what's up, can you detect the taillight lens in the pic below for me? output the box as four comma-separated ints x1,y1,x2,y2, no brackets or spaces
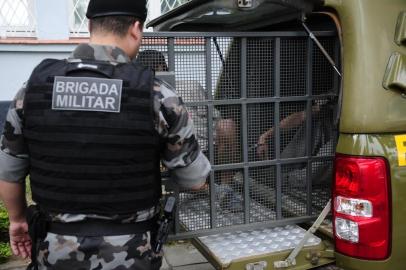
333,155,391,260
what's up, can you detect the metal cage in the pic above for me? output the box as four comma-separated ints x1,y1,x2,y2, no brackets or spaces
140,31,340,239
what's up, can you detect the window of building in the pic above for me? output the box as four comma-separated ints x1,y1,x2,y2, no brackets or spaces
0,0,37,38
68,0,192,37
161,0,190,14
69,0,90,37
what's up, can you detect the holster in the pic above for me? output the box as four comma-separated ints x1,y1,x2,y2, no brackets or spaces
26,205,49,270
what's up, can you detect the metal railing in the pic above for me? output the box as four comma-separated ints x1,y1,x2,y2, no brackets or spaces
140,31,340,239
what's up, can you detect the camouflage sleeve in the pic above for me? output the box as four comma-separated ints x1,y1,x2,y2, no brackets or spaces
0,85,29,183
153,79,211,189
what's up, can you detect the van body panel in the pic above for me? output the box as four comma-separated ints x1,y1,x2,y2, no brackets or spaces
336,134,406,269
325,0,406,133
143,0,406,269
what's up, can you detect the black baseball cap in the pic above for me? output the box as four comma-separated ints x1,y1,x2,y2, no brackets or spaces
86,0,148,22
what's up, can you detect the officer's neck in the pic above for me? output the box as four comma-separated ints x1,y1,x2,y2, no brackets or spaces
90,34,133,59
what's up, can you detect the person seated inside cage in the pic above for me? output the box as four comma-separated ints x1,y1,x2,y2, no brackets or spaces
136,50,238,186
256,98,336,187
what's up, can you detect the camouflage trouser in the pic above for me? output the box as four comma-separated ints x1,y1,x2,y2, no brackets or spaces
35,231,163,270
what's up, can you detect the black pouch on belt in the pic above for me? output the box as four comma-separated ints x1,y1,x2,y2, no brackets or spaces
26,205,49,270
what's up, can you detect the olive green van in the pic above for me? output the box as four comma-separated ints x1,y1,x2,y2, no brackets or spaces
143,0,406,269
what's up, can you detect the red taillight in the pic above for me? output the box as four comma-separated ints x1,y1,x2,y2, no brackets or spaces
333,154,391,260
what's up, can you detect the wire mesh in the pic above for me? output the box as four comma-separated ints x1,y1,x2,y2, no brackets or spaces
174,37,206,89
214,105,241,165
279,101,307,159
312,38,336,95
139,32,339,236
248,166,277,223
280,38,308,97
215,38,241,100
312,98,337,157
178,187,211,231
311,160,333,215
0,0,36,38
213,169,245,228
248,103,274,161
281,163,308,218
247,38,274,98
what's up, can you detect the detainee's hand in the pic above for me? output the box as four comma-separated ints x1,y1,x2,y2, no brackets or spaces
9,220,31,259
257,129,272,160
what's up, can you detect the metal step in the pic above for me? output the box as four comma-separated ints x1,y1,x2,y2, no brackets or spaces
196,225,322,267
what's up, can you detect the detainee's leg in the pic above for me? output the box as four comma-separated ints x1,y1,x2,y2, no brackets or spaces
215,118,238,185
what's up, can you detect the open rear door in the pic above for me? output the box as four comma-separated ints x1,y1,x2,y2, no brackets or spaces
148,0,323,31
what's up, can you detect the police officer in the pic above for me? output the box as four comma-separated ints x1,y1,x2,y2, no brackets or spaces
0,1,210,269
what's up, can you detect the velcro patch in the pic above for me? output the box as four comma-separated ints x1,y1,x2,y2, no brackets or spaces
52,76,122,113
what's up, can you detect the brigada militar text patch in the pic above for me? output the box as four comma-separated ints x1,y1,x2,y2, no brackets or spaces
52,76,122,113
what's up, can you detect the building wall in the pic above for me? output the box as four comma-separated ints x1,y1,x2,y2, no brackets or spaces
0,44,74,100
0,0,191,100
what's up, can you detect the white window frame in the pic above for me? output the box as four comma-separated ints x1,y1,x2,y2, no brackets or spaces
68,0,90,38
0,0,37,38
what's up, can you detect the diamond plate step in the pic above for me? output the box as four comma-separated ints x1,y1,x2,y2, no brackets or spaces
197,225,322,266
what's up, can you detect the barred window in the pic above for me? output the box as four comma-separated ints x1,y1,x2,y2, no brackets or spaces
69,0,90,37
161,0,190,14
68,0,191,37
0,0,37,38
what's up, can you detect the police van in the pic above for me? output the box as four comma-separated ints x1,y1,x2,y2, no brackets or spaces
138,0,406,269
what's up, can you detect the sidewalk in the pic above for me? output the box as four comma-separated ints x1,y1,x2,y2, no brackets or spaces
162,241,215,270
0,242,215,270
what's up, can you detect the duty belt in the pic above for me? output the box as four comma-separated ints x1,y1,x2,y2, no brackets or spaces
48,217,158,236
26,205,158,270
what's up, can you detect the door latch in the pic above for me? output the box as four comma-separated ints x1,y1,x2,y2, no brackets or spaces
246,261,267,270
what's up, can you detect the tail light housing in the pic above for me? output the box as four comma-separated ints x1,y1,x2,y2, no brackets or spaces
333,154,391,260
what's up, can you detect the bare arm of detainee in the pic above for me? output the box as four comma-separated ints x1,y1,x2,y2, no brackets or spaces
0,85,31,258
153,80,211,190
257,105,322,158
260,104,322,141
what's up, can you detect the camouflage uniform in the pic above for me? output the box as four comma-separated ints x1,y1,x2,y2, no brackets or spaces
0,44,211,270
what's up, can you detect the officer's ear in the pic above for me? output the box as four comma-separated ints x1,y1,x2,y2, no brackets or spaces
129,20,143,42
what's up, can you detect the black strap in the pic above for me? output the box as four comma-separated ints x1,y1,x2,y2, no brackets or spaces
65,62,116,78
31,185,156,203
48,217,158,237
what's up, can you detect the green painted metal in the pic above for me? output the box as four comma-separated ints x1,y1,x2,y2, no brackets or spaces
383,52,406,92
325,0,406,268
325,0,406,133
395,11,406,47
334,134,406,270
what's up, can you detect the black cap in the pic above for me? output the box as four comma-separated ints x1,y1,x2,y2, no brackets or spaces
86,0,148,22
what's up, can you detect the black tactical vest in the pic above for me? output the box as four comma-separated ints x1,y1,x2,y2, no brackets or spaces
23,58,162,215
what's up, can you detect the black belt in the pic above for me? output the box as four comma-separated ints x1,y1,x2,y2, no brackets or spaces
48,217,158,237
